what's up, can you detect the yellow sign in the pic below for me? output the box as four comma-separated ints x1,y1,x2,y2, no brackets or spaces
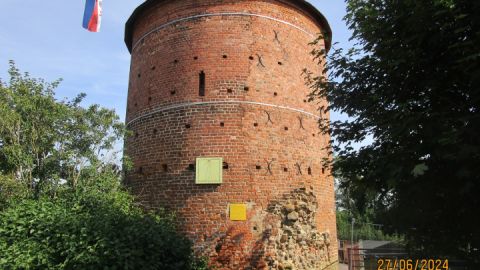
229,204,247,221
195,157,223,184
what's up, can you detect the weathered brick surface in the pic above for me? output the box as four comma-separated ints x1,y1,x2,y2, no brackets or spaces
124,0,337,268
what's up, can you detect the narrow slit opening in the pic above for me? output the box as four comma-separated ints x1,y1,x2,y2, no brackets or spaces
199,71,205,96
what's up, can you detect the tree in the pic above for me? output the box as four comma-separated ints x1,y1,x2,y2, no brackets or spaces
0,61,124,196
335,175,403,242
308,0,480,264
0,166,207,270
0,62,210,269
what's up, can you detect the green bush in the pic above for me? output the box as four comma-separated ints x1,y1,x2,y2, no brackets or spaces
337,210,403,242
0,171,206,270
0,63,209,269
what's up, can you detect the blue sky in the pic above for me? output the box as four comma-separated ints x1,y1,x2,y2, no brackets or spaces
0,0,352,122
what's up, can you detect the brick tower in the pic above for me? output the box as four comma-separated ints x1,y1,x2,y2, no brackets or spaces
124,0,336,269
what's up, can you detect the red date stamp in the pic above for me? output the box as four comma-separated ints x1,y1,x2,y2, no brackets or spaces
377,259,449,270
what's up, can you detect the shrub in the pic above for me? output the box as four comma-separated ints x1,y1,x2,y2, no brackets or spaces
0,171,204,270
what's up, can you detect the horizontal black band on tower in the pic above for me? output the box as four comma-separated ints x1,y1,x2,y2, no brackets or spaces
126,100,321,127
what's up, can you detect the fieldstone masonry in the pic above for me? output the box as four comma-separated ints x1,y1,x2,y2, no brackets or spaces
124,0,337,269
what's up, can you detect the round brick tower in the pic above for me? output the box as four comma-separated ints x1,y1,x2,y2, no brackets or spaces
124,0,336,269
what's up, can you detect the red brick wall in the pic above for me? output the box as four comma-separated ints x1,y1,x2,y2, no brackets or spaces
124,0,337,268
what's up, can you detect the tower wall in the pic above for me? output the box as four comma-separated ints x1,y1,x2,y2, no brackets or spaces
124,0,337,269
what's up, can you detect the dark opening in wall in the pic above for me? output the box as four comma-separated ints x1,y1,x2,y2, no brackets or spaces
254,123,258,127
220,122,225,127
199,71,205,96
134,103,137,107
284,127,289,131
284,167,288,172
244,86,249,91
278,61,283,65
223,162,229,169
249,56,254,60
227,88,233,93
256,165,261,170
223,55,227,59
162,164,168,172
148,96,152,102
151,66,156,70
135,132,139,138
137,166,143,174
185,124,191,129
304,99,307,103
308,167,312,175
137,73,141,78
170,90,176,95
153,129,158,134
274,92,278,96
194,56,198,60
312,133,316,137
188,164,195,171
173,59,178,64
322,168,325,174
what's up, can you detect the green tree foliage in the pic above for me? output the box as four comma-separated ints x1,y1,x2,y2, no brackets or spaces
336,211,402,242
0,167,205,270
0,63,210,269
309,0,479,264
336,176,403,242
0,60,124,195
